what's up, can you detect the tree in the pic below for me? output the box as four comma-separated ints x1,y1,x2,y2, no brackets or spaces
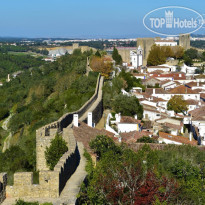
89,135,121,159
112,94,143,119
95,50,101,57
45,134,68,170
137,136,158,143
147,45,166,66
185,48,198,59
167,95,188,114
90,56,113,78
172,46,184,59
112,47,122,65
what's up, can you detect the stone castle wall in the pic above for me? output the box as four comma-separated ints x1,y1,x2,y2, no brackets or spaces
36,74,103,171
0,173,7,204
6,129,78,199
2,74,104,202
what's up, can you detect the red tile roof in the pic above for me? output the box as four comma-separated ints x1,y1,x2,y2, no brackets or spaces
189,107,205,121
159,132,197,145
169,85,198,94
121,130,153,143
149,73,186,80
145,88,169,95
120,116,141,124
73,122,116,153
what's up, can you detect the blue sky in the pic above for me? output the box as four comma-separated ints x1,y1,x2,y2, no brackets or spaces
0,0,204,38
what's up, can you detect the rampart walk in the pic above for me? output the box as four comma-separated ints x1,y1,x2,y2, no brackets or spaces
0,74,104,205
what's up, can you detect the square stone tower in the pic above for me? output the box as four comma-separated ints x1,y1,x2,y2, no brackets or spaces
137,38,155,66
179,34,190,50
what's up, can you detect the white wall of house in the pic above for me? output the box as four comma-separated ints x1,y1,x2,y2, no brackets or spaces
147,67,170,73
155,41,177,46
143,110,161,121
118,123,139,133
158,138,182,145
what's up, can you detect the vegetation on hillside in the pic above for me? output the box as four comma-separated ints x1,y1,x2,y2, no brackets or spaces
112,47,122,65
78,135,205,205
147,45,184,66
0,49,98,183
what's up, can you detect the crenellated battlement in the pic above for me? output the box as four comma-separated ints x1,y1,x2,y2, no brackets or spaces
1,73,104,204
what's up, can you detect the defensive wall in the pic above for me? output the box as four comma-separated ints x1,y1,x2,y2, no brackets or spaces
1,74,104,204
0,174,6,204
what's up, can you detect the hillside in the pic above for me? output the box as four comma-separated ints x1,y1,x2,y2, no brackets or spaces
0,49,98,184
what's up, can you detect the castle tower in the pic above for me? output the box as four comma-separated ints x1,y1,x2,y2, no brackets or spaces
137,38,155,66
179,34,190,50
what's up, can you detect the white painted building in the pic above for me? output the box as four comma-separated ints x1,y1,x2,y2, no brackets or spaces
155,40,177,47
130,46,143,68
147,66,171,73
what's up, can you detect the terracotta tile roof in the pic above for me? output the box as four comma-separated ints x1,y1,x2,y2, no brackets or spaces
159,132,197,145
145,88,169,95
149,70,165,74
120,116,141,124
195,74,205,79
133,73,146,76
73,122,116,153
185,99,199,105
186,82,205,88
121,130,153,143
149,73,186,80
163,122,182,130
189,107,205,121
200,93,205,99
169,85,198,94
160,80,173,86
151,96,167,102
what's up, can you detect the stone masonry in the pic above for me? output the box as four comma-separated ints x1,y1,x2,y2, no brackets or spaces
1,74,104,204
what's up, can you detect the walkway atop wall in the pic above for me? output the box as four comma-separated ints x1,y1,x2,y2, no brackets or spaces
2,142,87,205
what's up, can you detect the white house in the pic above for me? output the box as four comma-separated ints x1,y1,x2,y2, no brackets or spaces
169,85,200,101
147,66,171,73
155,40,177,47
181,64,198,75
158,132,197,145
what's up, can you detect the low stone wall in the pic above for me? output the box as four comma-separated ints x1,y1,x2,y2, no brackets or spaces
0,173,7,204
6,128,78,199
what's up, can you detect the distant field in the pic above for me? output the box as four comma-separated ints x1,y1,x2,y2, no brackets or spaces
8,51,45,57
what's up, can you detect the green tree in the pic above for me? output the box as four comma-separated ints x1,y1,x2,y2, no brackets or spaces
112,47,122,65
45,134,68,170
167,95,188,114
89,135,121,159
95,50,101,57
137,136,158,143
185,48,198,59
147,45,166,66
112,94,143,119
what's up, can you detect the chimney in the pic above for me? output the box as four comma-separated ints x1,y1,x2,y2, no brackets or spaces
153,88,156,95
73,114,78,127
134,115,138,120
189,132,193,141
88,112,93,127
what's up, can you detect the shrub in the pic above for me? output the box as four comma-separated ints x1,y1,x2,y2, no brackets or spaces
45,134,68,170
